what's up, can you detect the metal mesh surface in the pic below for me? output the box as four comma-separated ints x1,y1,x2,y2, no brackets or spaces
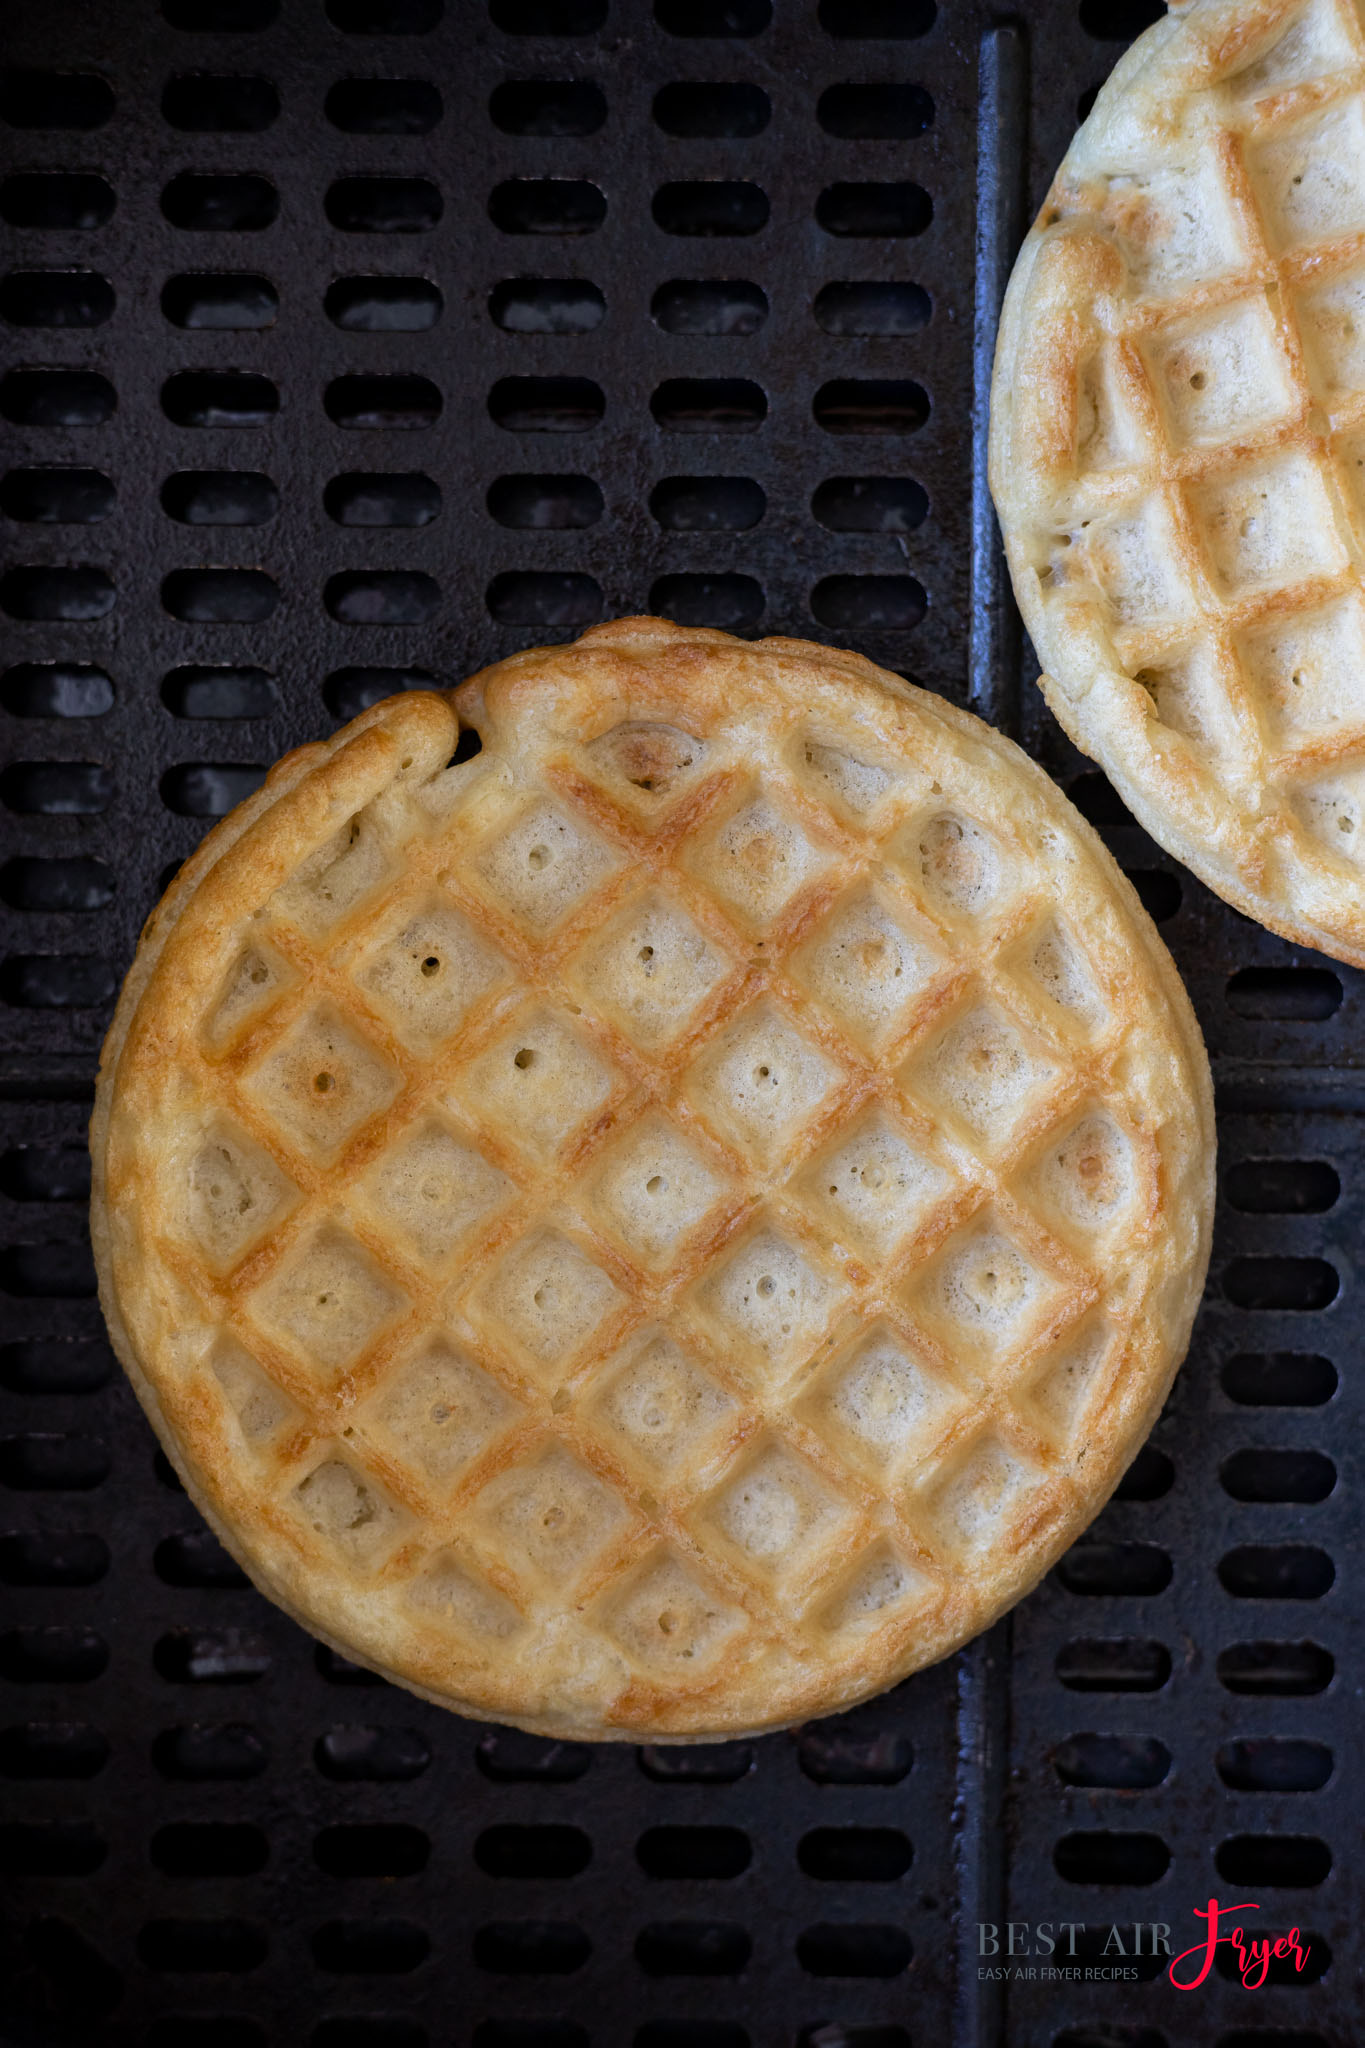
0,2,1359,2044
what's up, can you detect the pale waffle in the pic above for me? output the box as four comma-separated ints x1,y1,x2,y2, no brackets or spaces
90,619,1213,1740
992,0,1365,967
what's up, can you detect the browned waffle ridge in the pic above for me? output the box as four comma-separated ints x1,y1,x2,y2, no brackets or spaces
992,0,1365,966
90,619,1213,1740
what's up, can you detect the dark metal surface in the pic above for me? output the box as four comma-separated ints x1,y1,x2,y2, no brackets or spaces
0,2,1358,2044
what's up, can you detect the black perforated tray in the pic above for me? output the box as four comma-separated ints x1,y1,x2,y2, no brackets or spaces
0,3,1360,2045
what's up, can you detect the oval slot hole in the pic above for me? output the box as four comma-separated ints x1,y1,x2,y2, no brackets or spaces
651,279,767,335
0,1339,112,1393
153,1628,270,1683
652,181,769,237
0,1533,109,1586
1,762,111,815
161,470,278,525
161,273,278,330
154,1532,250,1589
475,1824,592,1879
0,1820,107,1875
326,78,443,134
1052,1733,1171,1789
812,476,926,532
650,475,764,531
323,666,438,721
472,1921,590,1975
0,1145,92,1199
1221,1352,1337,1407
326,177,442,233
653,82,769,137
1223,1257,1338,1312
138,1919,267,1973
162,371,278,427
314,1726,430,1782
1,566,113,621
325,472,441,527
1218,1545,1335,1600
160,763,267,817
314,1824,431,1878
814,281,931,335
796,1724,911,1785
162,74,279,131
0,1627,109,1683
0,1236,99,1290
325,374,441,429
655,0,770,31
1215,1834,1331,1888
489,278,603,335
0,856,114,912
1,664,113,718
649,572,762,632
817,181,931,237
151,1822,269,1876
486,571,602,628
0,270,114,328
814,378,928,434
1226,966,1343,1020
490,80,605,137
489,179,605,235
324,570,440,624
1217,1737,1333,1793
818,0,935,33
153,1723,268,1782
651,377,765,431
1221,1448,1335,1504
794,1923,911,1979
475,1730,591,1782
162,666,277,719
1055,1541,1173,1597
0,1721,109,1779
811,573,924,631
487,473,602,530
1053,1831,1171,1885
0,469,114,523
326,276,443,332
638,1743,754,1784
1,368,115,427
162,568,277,623
636,1827,750,1880
161,172,278,232
326,0,442,27
818,83,933,138
797,1828,910,1883
488,376,604,431
1054,1638,1171,1692
0,71,114,130
1225,1159,1339,1213
635,1922,751,1978
1,172,114,229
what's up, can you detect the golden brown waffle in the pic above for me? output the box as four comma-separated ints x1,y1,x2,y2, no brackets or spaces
90,620,1212,1739
992,0,1365,966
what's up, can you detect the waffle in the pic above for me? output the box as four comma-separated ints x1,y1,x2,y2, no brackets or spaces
90,619,1213,1740
991,0,1365,967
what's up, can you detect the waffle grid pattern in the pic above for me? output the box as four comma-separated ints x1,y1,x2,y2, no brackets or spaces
107,657,1180,1735
996,0,1365,962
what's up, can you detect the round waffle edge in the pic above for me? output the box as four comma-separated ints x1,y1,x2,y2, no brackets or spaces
90,619,1214,1740
991,0,1365,968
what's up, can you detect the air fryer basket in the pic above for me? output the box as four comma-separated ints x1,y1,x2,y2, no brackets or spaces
0,2,1358,2044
